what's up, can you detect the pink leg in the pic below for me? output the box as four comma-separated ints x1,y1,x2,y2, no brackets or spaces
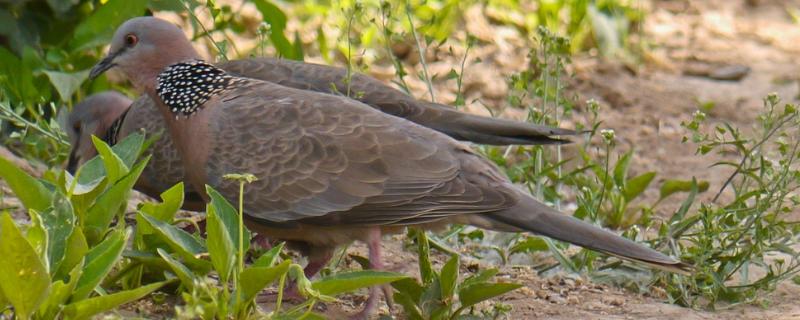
352,227,393,319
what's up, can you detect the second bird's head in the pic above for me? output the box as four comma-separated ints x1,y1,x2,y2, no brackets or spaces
90,17,200,91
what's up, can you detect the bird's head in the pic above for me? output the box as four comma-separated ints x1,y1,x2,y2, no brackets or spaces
90,17,201,92
63,91,132,173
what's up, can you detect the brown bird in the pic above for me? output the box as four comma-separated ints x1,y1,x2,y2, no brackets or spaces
67,52,580,209
91,17,689,318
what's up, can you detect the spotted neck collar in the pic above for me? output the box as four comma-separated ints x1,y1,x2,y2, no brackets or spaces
155,60,240,118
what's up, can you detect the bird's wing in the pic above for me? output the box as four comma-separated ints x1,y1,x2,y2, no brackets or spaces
220,58,576,145
205,80,517,225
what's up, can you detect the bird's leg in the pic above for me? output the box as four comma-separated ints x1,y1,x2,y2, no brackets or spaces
353,227,393,319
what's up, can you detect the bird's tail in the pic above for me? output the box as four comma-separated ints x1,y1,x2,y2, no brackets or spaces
423,101,580,146
486,195,692,274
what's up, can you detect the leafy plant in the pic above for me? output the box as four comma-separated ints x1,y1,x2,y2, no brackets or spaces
656,94,800,308
393,230,521,319
0,133,171,320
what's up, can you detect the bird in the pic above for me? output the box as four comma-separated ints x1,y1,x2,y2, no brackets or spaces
91,17,689,318
67,52,582,210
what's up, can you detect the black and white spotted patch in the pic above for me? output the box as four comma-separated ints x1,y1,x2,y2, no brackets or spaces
156,60,242,118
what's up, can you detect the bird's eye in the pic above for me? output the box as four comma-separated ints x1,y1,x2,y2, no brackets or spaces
73,123,81,132
125,34,138,47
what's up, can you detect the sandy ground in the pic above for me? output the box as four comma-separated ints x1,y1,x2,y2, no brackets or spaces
3,0,800,319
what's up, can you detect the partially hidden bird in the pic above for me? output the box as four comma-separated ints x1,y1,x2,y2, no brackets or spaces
90,17,689,318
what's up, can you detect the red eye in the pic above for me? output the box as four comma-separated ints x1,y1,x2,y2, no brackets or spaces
125,34,138,47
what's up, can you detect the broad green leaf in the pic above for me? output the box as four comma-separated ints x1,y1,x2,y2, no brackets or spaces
54,226,88,281
84,156,149,244
72,133,145,195
41,69,89,101
110,133,145,170
92,135,128,183
509,236,548,255
391,277,425,307
0,213,51,319
138,182,184,223
206,186,250,253
206,205,234,282
252,242,285,268
73,229,128,300
63,279,171,320
138,213,210,272
623,172,656,202
41,192,76,274
71,0,148,51
27,210,49,266
39,261,84,320
157,249,197,291
440,255,459,299
238,260,291,303
458,282,522,308
461,268,499,289
659,179,710,201
312,270,407,296
65,162,105,196
0,155,52,212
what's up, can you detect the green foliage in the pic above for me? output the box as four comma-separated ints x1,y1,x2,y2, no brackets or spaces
657,94,800,307
0,133,169,319
393,230,520,319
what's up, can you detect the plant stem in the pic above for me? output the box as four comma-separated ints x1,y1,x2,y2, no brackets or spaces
405,1,435,102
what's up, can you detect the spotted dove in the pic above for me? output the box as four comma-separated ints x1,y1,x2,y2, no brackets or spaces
91,17,689,318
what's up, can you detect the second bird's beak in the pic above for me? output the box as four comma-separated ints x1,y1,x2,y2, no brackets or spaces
89,52,119,80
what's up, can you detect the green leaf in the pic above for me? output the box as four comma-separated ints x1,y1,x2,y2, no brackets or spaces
27,209,49,266
138,213,209,272
54,226,88,281
659,179,709,201
0,213,51,319
312,270,407,296
458,282,522,308
157,248,197,291
39,261,84,320
252,242,285,268
440,255,459,299
63,279,171,320
71,133,145,196
206,204,235,282
40,192,76,274
41,69,89,101
415,230,434,285
0,154,52,212
461,268,499,289
613,151,633,187
84,156,149,244
91,135,129,183
238,260,291,303
252,0,302,60
73,229,128,300
623,172,656,202
509,236,548,255
71,0,148,51
206,186,249,253
138,182,184,223
110,132,145,169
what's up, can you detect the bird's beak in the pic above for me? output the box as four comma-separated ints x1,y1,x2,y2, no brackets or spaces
89,51,120,80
